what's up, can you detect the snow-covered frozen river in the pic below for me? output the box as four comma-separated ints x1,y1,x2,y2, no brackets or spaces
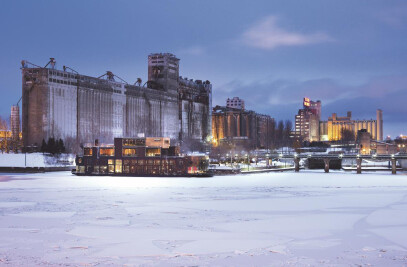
0,171,407,266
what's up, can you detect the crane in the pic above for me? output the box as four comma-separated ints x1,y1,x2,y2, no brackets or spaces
98,71,128,84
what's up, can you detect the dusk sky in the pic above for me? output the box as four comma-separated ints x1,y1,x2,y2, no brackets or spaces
1,0,406,137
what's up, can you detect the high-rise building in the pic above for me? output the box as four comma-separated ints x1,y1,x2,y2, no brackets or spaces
294,98,321,141
22,54,212,151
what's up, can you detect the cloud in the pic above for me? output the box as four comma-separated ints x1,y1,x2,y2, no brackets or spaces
376,5,407,28
213,74,407,127
177,46,205,56
241,15,333,50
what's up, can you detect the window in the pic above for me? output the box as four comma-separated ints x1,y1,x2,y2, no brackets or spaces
146,148,160,157
123,138,134,146
84,148,93,156
123,148,136,157
100,148,115,156
115,160,122,173
124,166,130,174
93,166,99,174
100,166,107,174
77,166,85,174
108,165,114,173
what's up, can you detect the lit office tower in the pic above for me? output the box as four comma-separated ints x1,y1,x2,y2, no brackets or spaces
294,98,321,142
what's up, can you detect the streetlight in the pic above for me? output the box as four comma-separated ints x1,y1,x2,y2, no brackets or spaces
24,145,36,167
265,153,270,168
245,154,249,171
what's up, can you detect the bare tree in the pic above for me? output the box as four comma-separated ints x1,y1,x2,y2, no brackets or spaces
0,116,9,153
275,120,284,148
283,120,293,147
341,128,355,142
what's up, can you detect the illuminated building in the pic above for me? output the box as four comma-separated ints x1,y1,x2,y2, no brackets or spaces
212,103,274,150
293,97,384,143
320,110,383,141
74,137,211,176
395,135,407,153
294,98,321,141
357,129,396,155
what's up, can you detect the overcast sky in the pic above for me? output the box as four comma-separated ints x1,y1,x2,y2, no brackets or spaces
0,0,406,137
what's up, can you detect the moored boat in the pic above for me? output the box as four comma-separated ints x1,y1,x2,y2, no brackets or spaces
73,137,212,177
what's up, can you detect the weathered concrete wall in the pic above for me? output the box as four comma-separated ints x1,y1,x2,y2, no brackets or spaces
23,69,187,150
22,54,212,151
181,100,210,140
22,68,52,147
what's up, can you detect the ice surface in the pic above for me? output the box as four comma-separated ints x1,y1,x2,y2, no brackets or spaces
0,170,407,266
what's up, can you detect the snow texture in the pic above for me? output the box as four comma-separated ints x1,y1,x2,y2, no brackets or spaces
0,171,407,266
0,153,75,168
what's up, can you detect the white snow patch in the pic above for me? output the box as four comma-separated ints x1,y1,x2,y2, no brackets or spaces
0,170,406,266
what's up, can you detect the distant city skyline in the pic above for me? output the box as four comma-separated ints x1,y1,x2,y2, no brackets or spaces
0,0,406,138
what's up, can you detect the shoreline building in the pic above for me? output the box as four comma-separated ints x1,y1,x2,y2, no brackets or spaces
293,98,384,142
294,98,321,142
212,98,274,150
319,110,383,141
22,53,212,151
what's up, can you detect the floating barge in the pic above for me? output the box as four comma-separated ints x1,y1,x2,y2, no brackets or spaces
73,137,211,177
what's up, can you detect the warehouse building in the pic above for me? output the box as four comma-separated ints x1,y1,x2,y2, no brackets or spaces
21,54,212,151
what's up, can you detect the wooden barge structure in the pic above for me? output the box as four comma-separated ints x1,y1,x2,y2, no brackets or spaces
73,137,211,177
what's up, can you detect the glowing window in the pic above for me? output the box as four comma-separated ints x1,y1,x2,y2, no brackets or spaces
123,148,137,157
100,148,115,156
115,160,122,173
108,165,114,173
84,148,93,156
146,148,160,157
